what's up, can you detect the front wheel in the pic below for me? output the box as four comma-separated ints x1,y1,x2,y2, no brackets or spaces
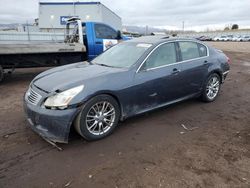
201,73,221,102
74,94,120,141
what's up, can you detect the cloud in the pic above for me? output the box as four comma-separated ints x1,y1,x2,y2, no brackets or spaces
0,0,38,23
101,0,250,30
0,0,249,31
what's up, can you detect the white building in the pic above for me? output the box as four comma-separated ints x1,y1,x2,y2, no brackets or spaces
39,1,122,32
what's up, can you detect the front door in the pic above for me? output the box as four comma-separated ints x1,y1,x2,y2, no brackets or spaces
132,42,185,112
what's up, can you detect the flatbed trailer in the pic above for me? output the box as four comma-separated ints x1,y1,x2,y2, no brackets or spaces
0,42,86,68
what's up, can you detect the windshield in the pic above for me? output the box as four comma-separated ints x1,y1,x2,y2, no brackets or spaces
92,42,152,68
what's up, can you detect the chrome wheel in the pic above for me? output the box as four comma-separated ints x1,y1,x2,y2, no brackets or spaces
86,101,116,135
206,76,220,100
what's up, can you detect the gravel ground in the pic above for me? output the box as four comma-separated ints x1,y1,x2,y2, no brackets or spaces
0,43,250,188
206,41,250,53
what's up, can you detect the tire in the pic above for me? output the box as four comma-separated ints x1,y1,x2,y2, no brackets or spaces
74,94,120,141
0,66,3,83
201,73,221,102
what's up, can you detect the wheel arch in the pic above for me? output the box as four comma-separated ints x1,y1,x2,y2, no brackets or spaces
209,69,223,83
72,91,123,140
100,92,123,120
80,91,124,121
201,69,223,91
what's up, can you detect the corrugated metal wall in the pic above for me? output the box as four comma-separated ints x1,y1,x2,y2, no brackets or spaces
39,2,122,32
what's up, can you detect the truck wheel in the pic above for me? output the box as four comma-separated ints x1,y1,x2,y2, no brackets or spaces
0,66,3,82
74,94,120,141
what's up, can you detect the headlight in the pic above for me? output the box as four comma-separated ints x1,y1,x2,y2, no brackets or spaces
44,85,84,109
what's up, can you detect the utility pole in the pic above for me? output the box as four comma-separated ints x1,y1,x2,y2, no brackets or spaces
182,21,185,33
73,1,76,16
73,0,79,17
145,25,148,36
26,20,30,41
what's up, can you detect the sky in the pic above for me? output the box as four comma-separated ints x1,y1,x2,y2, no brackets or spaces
0,0,250,31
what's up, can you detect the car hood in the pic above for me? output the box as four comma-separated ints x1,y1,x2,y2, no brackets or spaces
32,62,124,92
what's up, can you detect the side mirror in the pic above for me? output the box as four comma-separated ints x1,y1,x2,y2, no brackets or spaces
117,30,122,40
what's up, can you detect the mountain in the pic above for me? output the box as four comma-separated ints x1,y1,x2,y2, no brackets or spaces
123,25,167,34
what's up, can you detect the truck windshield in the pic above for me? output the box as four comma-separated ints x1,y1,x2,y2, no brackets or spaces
92,43,152,68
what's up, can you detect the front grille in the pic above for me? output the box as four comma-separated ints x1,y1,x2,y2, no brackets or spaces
26,88,42,105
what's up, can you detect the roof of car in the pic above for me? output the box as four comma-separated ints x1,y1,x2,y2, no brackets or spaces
126,36,199,44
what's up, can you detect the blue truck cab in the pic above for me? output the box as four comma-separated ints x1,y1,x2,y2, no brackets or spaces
84,22,125,60
65,18,128,60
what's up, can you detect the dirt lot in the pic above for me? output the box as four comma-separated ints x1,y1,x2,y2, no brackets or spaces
207,41,250,53
0,43,250,188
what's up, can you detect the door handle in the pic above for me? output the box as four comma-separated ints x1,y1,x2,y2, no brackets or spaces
204,60,208,64
95,41,102,44
172,68,181,75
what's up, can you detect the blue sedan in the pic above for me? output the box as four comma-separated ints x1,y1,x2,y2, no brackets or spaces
24,37,230,143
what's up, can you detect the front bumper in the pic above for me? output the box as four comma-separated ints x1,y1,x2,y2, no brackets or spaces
24,101,80,143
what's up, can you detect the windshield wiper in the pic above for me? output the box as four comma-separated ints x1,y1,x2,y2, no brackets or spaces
96,63,118,68
87,61,93,65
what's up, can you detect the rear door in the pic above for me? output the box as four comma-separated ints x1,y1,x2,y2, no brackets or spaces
177,41,209,95
93,23,118,57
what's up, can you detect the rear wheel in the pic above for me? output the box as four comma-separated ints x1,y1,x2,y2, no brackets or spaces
74,94,120,141
0,66,4,83
201,73,221,102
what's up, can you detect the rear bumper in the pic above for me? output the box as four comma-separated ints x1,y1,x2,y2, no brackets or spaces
23,101,80,143
222,70,229,83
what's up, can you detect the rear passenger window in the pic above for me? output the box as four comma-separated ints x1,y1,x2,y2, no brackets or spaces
179,42,200,61
198,43,207,57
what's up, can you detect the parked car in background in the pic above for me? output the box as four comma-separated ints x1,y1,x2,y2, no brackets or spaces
196,36,212,41
213,36,228,41
226,35,233,41
24,37,230,143
214,35,233,41
232,35,242,41
241,36,250,42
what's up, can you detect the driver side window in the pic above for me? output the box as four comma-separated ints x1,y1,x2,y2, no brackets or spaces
94,24,117,39
144,42,177,70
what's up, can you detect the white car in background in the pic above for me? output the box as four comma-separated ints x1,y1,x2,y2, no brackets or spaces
232,36,242,41
241,36,250,42
213,36,229,41
226,35,233,41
